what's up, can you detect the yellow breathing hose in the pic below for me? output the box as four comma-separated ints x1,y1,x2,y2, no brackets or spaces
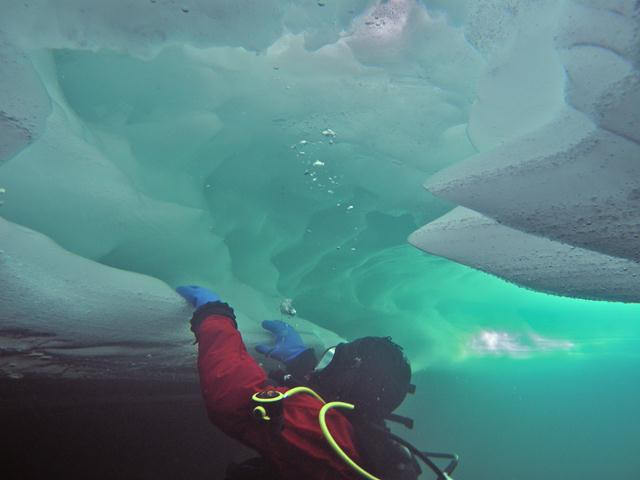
255,386,382,480
283,386,326,404
319,401,381,480
253,386,453,480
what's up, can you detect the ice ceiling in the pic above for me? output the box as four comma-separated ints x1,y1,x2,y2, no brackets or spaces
1,0,639,380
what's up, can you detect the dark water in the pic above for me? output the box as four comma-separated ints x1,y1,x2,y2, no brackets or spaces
4,352,639,479
1,378,253,479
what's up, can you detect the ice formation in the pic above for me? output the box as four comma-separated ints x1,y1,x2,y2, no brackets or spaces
409,207,640,303
0,39,50,165
0,0,639,380
0,217,343,379
411,0,640,302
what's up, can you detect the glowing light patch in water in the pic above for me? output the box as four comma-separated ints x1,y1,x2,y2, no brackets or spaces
468,330,574,357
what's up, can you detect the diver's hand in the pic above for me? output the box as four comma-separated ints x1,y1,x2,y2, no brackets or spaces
256,320,309,363
176,285,221,309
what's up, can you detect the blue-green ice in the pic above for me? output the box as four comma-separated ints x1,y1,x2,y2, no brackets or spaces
1,1,639,478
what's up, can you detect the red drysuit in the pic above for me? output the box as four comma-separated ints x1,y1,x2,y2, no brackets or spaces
195,312,363,480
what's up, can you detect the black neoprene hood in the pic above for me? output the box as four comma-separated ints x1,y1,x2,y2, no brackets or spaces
311,336,412,418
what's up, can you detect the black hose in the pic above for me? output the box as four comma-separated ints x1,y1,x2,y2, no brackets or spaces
419,451,459,475
366,419,459,479
385,431,459,479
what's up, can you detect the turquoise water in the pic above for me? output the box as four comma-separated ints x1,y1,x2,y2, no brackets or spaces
402,356,640,479
53,46,640,479
2,2,639,478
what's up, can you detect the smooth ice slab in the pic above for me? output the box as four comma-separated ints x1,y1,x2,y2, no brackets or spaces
558,1,640,143
562,45,640,144
0,99,210,260
0,39,50,164
0,217,344,380
0,0,370,54
408,207,640,303
573,0,640,17
413,0,640,302
467,24,565,151
557,2,640,65
426,108,640,263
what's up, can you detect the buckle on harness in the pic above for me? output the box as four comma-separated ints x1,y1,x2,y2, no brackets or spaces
251,390,285,430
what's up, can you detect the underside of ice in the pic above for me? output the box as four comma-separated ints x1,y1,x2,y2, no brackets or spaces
426,107,640,264
409,207,640,303
0,217,343,379
411,0,640,302
1,0,639,381
0,39,50,165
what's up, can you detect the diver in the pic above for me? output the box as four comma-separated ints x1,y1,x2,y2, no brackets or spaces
177,285,458,480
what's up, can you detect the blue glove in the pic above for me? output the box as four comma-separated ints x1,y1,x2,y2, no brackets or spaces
176,285,221,309
256,320,308,363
